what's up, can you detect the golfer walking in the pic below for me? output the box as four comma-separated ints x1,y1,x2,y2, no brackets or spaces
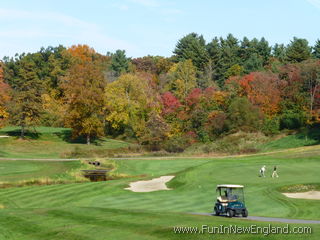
272,165,279,178
259,165,266,177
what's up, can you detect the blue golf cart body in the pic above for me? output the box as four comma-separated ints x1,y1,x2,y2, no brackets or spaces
213,184,248,217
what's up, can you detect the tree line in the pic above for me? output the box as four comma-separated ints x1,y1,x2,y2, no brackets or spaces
0,33,320,151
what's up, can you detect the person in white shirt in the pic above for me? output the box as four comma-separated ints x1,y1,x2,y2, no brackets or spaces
259,165,266,177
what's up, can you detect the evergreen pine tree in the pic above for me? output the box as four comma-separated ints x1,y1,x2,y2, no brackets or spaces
286,37,311,63
257,37,271,65
312,39,320,59
110,50,129,77
216,34,240,85
273,43,286,62
174,33,209,71
9,56,43,138
206,37,221,84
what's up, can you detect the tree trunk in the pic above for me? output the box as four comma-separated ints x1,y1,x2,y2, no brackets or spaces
87,134,90,145
20,125,25,139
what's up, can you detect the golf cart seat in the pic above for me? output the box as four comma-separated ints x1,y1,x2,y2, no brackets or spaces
217,196,228,203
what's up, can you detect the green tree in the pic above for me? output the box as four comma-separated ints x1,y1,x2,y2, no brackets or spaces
206,37,221,85
227,97,263,131
279,108,306,130
207,37,221,64
243,53,263,73
42,45,72,91
3,46,74,127
9,56,43,138
239,37,252,60
174,33,209,71
256,37,271,65
239,37,270,69
286,37,311,63
109,50,129,77
313,39,320,59
273,43,286,62
216,34,240,85
4,46,72,93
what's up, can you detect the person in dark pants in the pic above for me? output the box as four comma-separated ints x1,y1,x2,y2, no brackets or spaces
272,165,279,178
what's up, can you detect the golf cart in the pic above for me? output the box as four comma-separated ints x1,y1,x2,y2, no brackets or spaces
213,184,248,217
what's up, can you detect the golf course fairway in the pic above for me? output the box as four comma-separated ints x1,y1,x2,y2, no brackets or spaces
0,145,319,239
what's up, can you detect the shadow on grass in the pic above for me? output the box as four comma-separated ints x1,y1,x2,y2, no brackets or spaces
54,130,105,145
2,128,41,139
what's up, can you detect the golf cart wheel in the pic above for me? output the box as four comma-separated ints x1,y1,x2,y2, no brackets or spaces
227,209,234,218
242,209,248,217
214,207,220,216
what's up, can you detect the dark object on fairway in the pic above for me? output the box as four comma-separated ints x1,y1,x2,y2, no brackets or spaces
81,169,110,182
88,161,100,166
213,184,248,218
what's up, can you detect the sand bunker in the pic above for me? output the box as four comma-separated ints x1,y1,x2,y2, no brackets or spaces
125,176,175,192
0,136,9,138
283,191,320,200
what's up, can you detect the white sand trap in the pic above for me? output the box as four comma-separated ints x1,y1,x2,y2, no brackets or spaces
283,191,320,200
125,176,175,192
0,136,9,138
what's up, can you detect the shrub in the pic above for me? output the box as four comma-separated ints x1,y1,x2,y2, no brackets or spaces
262,117,280,135
280,110,306,129
227,97,263,132
60,146,139,158
163,135,191,153
197,131,268,154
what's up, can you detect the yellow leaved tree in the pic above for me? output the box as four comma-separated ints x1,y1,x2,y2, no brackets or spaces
105,73,160,138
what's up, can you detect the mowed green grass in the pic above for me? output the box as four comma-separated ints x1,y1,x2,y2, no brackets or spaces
0,145,319,239
0,126,129,159
1,150,318,219
0,160,80,182
259,128,320,152
0,207,317,240
0,160,83,183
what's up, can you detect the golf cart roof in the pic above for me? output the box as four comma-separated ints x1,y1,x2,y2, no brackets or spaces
217,184,244,188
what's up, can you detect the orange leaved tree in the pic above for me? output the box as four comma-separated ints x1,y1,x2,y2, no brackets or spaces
61,45,106,144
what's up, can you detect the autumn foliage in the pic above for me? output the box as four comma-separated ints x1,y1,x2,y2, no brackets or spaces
227,72,282,116
61,45,106,144
2,33,320,149
161,92,181,115
0,64,10,127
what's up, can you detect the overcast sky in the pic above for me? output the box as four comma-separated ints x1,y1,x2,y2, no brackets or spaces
0,0,319,58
